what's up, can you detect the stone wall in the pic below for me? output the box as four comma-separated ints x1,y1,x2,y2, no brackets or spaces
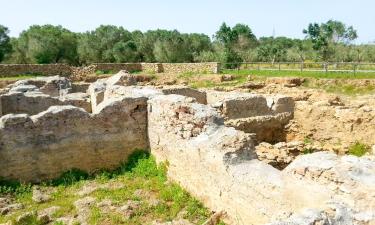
147,94,375,224
160,62,219,74
0,62,220,77
0,64,72,77
0,96,148,182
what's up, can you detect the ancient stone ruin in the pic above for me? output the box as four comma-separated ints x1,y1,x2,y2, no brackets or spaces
0,71,374,225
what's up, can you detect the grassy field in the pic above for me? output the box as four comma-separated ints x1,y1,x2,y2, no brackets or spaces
0,151,218,225
0,74,40,81
222,69,375,79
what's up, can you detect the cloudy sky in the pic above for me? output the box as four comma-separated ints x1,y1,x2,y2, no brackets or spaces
1,0,374,43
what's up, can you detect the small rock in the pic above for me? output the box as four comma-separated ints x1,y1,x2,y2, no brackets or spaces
16,212,36,224
0,203,23,215
117,200,140,219
38,206,60,218
0,198,10,207
74,196,96,210
220,74,233,82
37,213,51,224
32,186,51,203
77,182,100,196
96,199,113,208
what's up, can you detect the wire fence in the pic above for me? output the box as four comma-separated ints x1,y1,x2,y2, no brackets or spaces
222,62,375,74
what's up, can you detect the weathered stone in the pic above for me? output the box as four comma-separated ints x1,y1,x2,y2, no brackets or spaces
162,86,207,104
220,74,233,82
32,186,51,203
225,112,293,143
105,70,137,86
0,96,148,182
255,141,307,169
116,200,140,219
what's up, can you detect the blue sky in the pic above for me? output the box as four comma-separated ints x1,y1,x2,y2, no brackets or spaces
1,0,374,43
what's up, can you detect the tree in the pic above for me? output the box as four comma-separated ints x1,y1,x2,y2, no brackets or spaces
214,22,258,66
256,37,292,63
78,25,138,64
11,25,78,64
303,20,357,62
0,25,12,62
153,31,192,62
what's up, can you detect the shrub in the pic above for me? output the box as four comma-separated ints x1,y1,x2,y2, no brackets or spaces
348,141,370,157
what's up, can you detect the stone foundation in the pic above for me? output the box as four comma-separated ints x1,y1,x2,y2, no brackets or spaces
0,73,374,224
0,97,148,182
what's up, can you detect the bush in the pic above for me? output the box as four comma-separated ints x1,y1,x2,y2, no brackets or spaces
348,141,370,157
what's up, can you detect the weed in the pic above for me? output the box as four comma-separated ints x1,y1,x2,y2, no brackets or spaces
303,137,313,145
50,169,89,187
303,148,313,154
348,141,370,157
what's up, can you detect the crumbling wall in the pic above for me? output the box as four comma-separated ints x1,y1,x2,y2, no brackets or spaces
0,63,220,77
0,64,72,76
0,96,148,182
162,86,207,104
1,76,91,115
206,90,294,143
147,94,372,224
160,62,219,74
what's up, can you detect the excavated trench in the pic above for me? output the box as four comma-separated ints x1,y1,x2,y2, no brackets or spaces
1,72,374,224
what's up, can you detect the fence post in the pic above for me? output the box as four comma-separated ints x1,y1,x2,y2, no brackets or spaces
257,63,260,71
278,63,281,71
300,61,303,72
353,63,356,75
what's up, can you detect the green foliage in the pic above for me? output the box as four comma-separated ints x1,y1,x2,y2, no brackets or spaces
222,69,375,79
303,20,358,62
12,212,42,225
0,25,12,62
50,169,89,186
78,25,139,64
348,142,370,157
3,21,374,66
11,25,78,64
95,69,113,75
0,178,32,196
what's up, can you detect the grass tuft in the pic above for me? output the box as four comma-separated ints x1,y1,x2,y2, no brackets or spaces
348,141,370,157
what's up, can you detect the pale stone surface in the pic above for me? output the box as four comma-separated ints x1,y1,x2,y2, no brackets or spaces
226,112,292,143
0,96,148,182
147,94,337,224
1,76,92,115
283,152,375,223
205,91,294,143
162,86,207,104
255,141,306,169
1,73,374,225
9,75,71,96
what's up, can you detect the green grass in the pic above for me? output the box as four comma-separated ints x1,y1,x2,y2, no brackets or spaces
223,69,375,79
348,142,370,157
0,74,40,81
0,150,216,225
95,70,114,75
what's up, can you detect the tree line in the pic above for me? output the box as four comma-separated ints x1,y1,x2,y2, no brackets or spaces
0,20,375,66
